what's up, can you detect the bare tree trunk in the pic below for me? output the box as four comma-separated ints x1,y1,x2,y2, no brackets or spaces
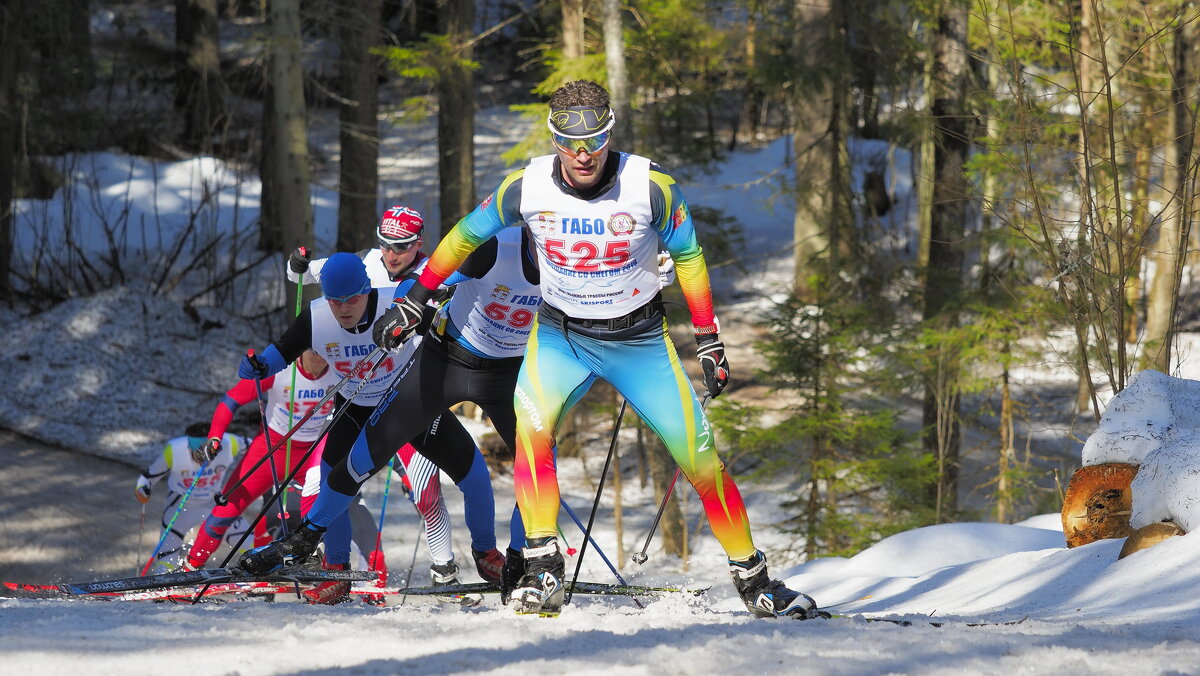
175,0,228,152
789,0,832,300
602,0,632,149
262,0,313,252
1143,11,1197,372
337,0,384,252
922,3,971,519
562,0,584,60
0,0,26,300
997,359,1014,523
435,0,474,239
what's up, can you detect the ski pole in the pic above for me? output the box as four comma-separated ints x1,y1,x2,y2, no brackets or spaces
566,399,626,605
282,273,305,517
400,523,421,607
633,394,711,565
249,349,289,537
560,498,643,610
370,457,396,576
191,349,391,602
556,525,576,555
136,502,146,576
141,459,210,576
213,346,383,505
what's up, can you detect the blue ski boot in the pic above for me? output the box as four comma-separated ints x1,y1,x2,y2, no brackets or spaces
238,519,325,575
729,550,824,619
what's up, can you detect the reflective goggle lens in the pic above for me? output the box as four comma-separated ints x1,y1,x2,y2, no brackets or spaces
552,130,611,155
378,239,418,254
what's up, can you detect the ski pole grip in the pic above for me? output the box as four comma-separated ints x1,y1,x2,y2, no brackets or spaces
214,492,228,506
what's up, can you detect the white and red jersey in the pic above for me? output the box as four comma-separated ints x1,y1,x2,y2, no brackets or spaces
436,228,542,358
208,361,341,443
141,433,247,499
310,292,417,407
520,153,659,319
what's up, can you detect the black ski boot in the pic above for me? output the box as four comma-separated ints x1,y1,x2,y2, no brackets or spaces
238,519,325,576
430,558,483,606
499,547,524,605
729,550,824,619
511,537,565,616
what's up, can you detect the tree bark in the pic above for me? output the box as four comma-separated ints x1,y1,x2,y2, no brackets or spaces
602,0,633,150
789,0,832,301
175,0,228,152
261,0,313,252
435,0,474,239
562,0,585,60
0,0,29,300
921,2,971,519
1142,10,1196,372
336,0,384,252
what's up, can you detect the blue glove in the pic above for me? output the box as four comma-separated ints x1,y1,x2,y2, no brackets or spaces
238,345,286,380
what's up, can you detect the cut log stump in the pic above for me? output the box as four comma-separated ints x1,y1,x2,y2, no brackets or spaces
1061,463,1138,548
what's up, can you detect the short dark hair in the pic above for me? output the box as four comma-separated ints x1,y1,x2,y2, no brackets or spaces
186,421,209,438
548,80,610,109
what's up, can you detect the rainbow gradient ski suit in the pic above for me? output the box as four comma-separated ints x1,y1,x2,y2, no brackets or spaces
408,151,756,561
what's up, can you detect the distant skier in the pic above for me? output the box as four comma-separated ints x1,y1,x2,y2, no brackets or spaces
284,207,508,590
134,423,252,574
286,203,427,287
182,350,341,579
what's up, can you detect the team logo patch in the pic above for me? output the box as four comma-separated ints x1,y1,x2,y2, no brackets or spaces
324,342,342,360
533,211,557,234
608,212,636,236
480,193,494,210
671,203,689,229
490,284,511,301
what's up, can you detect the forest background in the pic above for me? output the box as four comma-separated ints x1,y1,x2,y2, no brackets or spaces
2,0,1198,565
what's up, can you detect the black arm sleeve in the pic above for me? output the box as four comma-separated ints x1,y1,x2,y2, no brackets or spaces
274,305,314,364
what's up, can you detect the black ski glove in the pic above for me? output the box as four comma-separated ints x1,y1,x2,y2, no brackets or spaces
373,294,426,350
695,329,730,398
190,437,221,465
289,246,311,274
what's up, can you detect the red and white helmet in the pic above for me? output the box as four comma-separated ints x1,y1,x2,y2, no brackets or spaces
378,205,424,246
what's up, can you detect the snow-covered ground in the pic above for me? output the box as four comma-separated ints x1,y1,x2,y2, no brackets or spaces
5,115,1200,673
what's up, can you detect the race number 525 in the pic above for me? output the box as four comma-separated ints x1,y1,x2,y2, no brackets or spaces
544,238,629,272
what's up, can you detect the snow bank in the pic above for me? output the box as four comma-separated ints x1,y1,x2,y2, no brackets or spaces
1079,369,1200,531
1080,369,1200,466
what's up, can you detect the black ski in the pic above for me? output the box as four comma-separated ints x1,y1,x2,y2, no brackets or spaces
394,580,709,598
51,566,376,595
829,613,1030,627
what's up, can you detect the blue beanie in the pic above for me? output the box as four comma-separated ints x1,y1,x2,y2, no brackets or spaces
321,252,371,299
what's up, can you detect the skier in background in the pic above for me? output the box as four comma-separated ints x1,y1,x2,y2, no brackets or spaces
134,423,252,574
235,249,506,588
